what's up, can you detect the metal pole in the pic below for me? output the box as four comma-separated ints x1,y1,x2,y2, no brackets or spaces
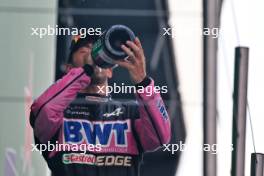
203,0,221,175
251,153,264,176
231,47,249,176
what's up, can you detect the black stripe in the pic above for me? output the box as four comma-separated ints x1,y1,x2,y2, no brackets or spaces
31,71,86,128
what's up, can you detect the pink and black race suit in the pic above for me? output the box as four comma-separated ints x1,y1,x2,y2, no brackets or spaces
30,65,171,176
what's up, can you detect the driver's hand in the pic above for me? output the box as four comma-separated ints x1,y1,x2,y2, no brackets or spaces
114,37,147,84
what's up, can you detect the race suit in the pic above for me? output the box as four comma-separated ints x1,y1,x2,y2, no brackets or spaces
30,65,171,176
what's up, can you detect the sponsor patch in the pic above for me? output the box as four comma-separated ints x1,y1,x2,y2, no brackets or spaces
64,119,130,147
62,153,132,166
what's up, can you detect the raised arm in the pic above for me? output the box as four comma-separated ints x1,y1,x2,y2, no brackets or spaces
113,37,171,152
134,78,171,152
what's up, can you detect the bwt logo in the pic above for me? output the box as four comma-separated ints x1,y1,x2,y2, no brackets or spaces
64,119,130,147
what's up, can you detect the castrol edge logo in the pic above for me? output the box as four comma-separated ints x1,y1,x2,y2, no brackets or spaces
62,153,132,167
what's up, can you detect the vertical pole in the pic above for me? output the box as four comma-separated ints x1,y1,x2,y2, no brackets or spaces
203,0,220,175
231,47,249,176
250,153,264,176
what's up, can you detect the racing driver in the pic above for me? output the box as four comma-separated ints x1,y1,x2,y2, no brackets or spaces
30,34,171,176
